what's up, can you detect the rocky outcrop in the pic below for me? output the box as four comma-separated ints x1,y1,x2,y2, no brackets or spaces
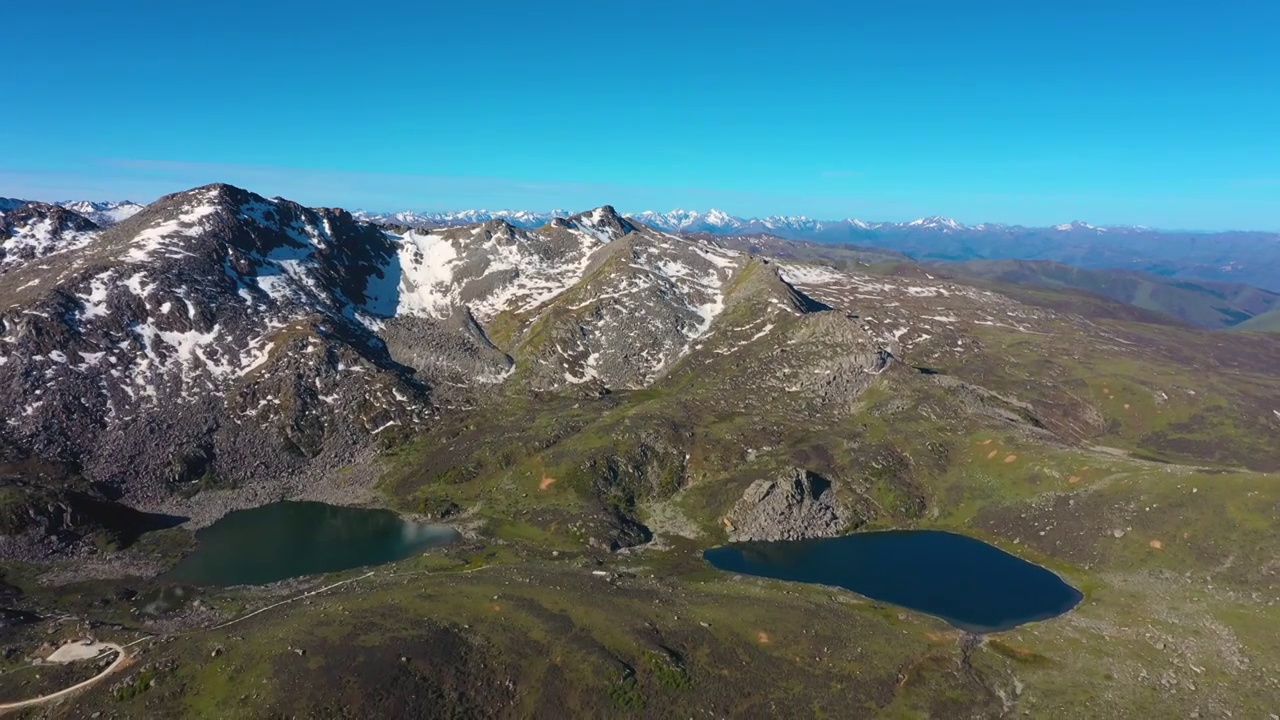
725,468,851,542
0,480,184,559
0,202,99,273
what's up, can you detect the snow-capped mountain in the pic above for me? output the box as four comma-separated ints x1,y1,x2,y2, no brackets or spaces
56,200,145,226
350,209,441,228
436,209,566,227
906,216,965,231
352,208,565,229
3,184,894,506
1053,220,1102,232
629,209,746,234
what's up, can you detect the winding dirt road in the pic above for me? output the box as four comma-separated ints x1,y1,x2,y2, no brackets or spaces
0,642,127,714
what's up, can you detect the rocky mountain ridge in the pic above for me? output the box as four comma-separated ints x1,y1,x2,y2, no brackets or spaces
0,185,902,527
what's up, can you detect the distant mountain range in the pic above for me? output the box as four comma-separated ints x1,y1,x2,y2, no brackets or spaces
0,198,145,226
348,207,1202,236
6,196,1279,292
348,207,1280,291
352,208,996,235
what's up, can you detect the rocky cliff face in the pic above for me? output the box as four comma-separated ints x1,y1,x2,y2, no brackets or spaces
725,468,853,542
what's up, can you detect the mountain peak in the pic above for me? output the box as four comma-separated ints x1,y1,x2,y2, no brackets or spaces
156,182,253,211
1053,220,1101,231
907,216,965,230
562,205,636,240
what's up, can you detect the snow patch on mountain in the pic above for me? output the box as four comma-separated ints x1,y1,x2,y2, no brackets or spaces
391,230,462,317
387,212,620,322
122,194,221,263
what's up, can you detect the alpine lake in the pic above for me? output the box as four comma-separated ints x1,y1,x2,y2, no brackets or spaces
704,529,1083,633
163,501,459,587
166,502,1080,633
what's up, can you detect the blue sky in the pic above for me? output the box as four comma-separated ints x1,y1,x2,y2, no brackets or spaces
3,0,1278,229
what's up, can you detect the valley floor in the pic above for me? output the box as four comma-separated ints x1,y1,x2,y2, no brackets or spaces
4,443,1276,719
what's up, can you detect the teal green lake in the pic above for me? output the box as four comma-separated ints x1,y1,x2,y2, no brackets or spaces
163,501,459,586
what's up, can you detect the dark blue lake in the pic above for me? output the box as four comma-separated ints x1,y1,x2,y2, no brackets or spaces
163,501,459,586
703,529,1082,632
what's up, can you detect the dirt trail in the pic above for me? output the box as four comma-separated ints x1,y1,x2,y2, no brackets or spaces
0,561,498,714
0,642,126,714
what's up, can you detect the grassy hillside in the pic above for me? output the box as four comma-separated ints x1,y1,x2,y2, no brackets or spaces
1235,307,1280,332
15,366,1276,718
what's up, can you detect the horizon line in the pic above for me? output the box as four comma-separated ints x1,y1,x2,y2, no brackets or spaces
4,179,1278,236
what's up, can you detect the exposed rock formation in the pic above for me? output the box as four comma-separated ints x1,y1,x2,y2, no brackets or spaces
726,468,851,542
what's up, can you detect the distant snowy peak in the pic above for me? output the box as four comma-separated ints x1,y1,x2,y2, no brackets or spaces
630,209,745,233
352,210,440,228
907,216,965,231
436,209,564,227
56,200,145,226
354,208,565,229
1053,220,1103,232
704,208,736,226
759,215,825,233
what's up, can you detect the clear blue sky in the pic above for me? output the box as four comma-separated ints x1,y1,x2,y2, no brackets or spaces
3,0,1278,229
